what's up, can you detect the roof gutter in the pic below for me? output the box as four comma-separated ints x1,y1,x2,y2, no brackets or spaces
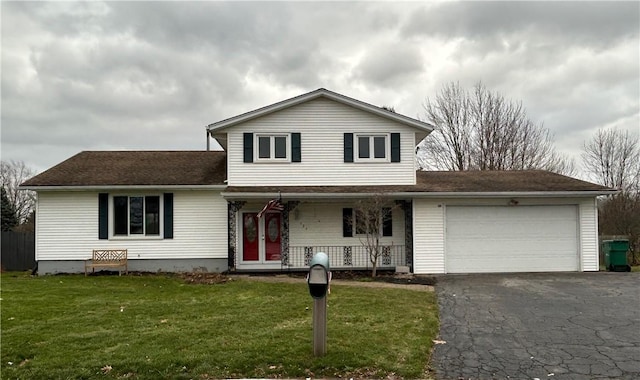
221,190,618,200
20,185,228,191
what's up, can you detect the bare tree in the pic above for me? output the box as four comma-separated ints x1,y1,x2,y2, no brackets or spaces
352,195,399,277
581,127,640,193
418,82,575,175
1,160,37,224
419,82,472,171
582,128,640,264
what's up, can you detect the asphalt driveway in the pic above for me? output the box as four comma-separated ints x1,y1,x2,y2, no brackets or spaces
433,272,640,379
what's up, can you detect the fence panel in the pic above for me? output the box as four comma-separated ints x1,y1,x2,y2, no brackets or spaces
1,231,36,271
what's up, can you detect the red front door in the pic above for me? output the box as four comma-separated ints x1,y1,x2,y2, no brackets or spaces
242,213,259,261
265,213,282,261
241,212,282,263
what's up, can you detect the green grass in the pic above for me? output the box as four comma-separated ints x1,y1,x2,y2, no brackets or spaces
1,273,438,379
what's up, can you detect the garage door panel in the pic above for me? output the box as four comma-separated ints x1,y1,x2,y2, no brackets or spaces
446,206,578,273
448,223,573,239
448,254,576,273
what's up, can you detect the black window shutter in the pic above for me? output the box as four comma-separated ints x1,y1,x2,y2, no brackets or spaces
164,193,174,239
243,133,253,163
292,133,301,162
344,133,354,162
382,207,393,236
391,133,400,162
98,193,108,240
343,208,353,237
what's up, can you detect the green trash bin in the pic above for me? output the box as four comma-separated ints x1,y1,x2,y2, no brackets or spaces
602,240,631,272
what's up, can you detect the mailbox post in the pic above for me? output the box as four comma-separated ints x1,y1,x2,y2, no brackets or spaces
307,252,330,356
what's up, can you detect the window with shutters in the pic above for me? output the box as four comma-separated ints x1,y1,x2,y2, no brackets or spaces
244,132,300,163
345,132,400,163
113,195,162,237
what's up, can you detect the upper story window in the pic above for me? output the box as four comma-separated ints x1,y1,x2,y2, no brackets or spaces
257,134,289,161
113,195,161,236
356,134,389,162
243,132,301,163
344,133,401,163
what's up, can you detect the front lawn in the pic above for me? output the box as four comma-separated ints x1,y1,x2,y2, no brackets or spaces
1,273,438,379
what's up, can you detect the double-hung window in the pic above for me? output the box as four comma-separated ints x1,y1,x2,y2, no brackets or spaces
342,207,393,237
113,195,161,236
256,134,289,161
355,134,389,162
355,209,380,235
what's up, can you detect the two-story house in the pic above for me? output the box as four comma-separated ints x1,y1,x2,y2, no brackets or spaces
21,89,614,275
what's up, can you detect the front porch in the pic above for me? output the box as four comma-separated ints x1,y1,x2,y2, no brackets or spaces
227,198,414,272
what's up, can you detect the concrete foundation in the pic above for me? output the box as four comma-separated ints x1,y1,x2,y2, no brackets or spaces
37,258,229,275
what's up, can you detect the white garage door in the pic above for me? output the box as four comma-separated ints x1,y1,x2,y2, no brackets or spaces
446,205,579,273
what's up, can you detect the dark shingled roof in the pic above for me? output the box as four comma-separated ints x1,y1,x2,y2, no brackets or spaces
224,170,612,194
415,170,611,193
21,151,227,187
22,151,611,194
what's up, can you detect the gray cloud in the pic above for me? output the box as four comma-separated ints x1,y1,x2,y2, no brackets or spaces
1,1,638,177
353,43,424,86
403,1,639,47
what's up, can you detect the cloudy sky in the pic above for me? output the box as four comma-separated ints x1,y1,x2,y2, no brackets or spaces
2,1,639,178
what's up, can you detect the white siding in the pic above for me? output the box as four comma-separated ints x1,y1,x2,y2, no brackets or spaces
413,200,445,274
579,198,599,271
226,98,418,186
35,191,227,261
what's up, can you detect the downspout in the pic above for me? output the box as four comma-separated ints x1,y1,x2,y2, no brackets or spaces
206,129,210,151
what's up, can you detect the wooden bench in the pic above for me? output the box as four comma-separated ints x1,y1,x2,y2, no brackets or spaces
85,249,128,276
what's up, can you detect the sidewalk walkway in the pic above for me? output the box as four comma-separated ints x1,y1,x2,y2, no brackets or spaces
231,274,434,292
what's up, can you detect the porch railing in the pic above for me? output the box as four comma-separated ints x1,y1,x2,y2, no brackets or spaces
284,245,406,270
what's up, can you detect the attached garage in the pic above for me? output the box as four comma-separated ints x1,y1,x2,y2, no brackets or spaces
411,171,614,275
445,205,579,273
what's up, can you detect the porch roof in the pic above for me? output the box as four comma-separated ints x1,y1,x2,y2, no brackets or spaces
223,170,614,198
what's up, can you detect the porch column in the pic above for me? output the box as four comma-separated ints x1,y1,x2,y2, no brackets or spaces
227,201,246,270
397,200,413,269
281,201,300,267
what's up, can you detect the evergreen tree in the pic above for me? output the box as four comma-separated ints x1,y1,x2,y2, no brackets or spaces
1,186,18,231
